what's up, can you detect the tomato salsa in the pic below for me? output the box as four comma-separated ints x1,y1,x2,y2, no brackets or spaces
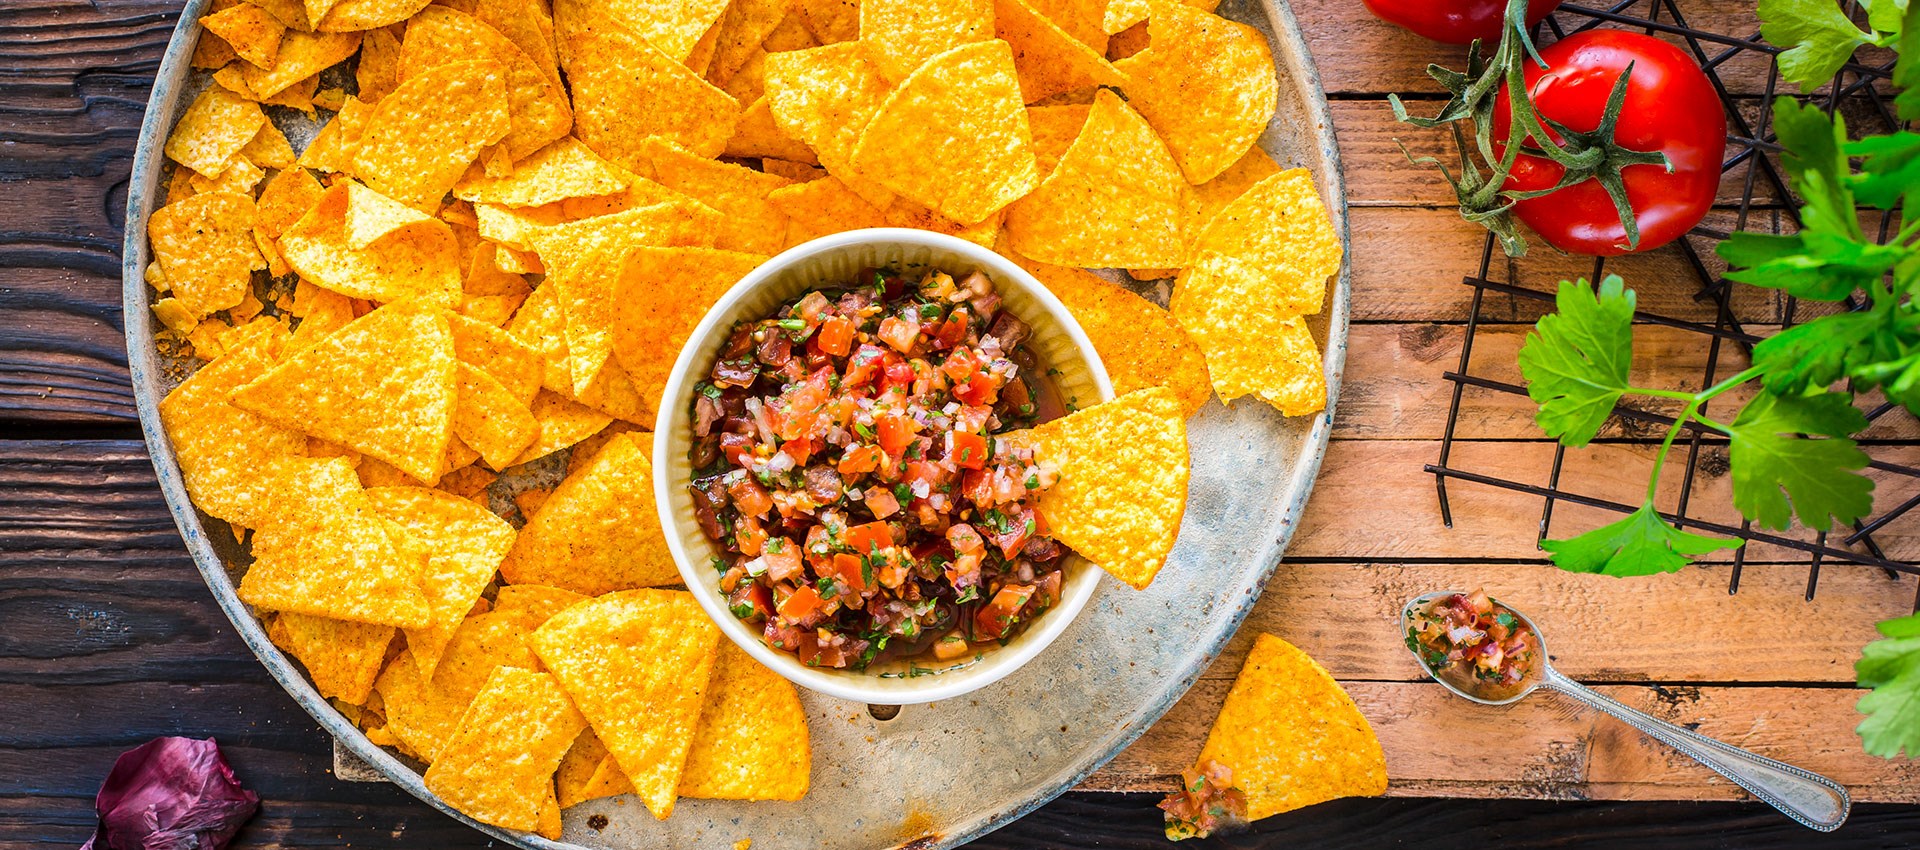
1405,589,1538,699
688,266,1073,670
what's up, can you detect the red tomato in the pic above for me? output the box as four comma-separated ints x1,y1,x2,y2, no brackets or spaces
842,520,894,553
1363,0,1559,44
973,584,1036,640
948,431,988,469
1490,30,1725,256
814,316,855,356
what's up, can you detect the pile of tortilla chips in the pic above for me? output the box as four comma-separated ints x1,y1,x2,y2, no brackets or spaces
148,0,1344,834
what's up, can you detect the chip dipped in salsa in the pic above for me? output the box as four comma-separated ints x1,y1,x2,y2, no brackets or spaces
688,267,1075,670
1405,589,1539,700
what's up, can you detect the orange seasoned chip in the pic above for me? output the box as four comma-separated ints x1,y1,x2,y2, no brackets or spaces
365,486,517,680
572,357,654,425
561,0,729,64
1112,0,1276,183
767,176,888,242
238,119,296,170
705,0,788,87
449,311,545,403
454,137,633,207
1106,19,1146,60
452,363,540,468
851,41,1035,226
400,7,572,159
556,730,631,807
268,612,395,704
353,59,510,207
995,0,1124,104
491,584,588,629
725,96,818,164
356,26,404,103
792,0,858,44
1027,103,1089,178
241,30,362,100
607,247,766,409
296,96,375,173
315,0,433,32
761,158,826,183
376,611,542,761
474,0,561,86
241,0,312,28
202,2,286,69
1190,144,1283,232
424,667,586,838
858,0,993,83
530,589,721,820
677,640,811,801
1012,387,1188,589
519,199,724,276
635,138,792,254
148,191,265,317
1196,633,1387,820
231,304,458,482
194,28,241,70
1006,252,1210,416
503,279,581,393
500,432,679,594
237,457,434,627
763,43,895,206
279,182,464,306
1028,0,1108,50
165,87,267,178
512,390,616,465
558,0,742,165
187,154,267,196
159,332,307,527
1005,88,1189,267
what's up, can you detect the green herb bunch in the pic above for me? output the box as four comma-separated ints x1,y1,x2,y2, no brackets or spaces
1518,1,1920,759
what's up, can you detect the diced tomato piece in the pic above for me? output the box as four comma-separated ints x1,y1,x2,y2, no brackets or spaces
727,581,774,620
838,444,886,475
815,315,855,356
883,357,915,388
960,468,992,505
866,486,901,518
875,411,919,457
777,585,826,622
878,316,920,352
735,515,768,556
948,431,988,470
727,476,773,517
796,633,852,668
903,460,944,492
843,344,887,388
953,371,998,405
933,307,970,348
830,552,870,593
719,432,754,467
842,520,894,553
941,347,980,382
762,538,803,582
986,505,1035,559
947,523,985,554
973,584,1036,640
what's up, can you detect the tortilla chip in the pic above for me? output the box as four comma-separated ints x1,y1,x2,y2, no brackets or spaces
475,0,562,86
996,0,1124,104
1106,18,1146,60
1027,103,1089,178
353,59,510,206
203,2,287,69
1006,253,1210,415
792,0,858,44
522,200,725,276
725,96,819,164
231,303,458,482
763,43,896,206
186,154,267,196
501,432,678,593
425,667,586,838
165,88,267,178
241,30,362,100
279,182,464,306
502,279,580,393
530,589,722,820
159,333,307,527
316,0,434,32
1112,0,1275,183
453,362,540,468
1005,88,1189,267
296,96,376,173
268,612,395,704
568,0,730,63
376,611,543,760
1197,633,1387,820
762,158,827,182
401,6,572,159
558,0,742,165
546,250,623,395
237,457,434,626
634,138,792,254
857,0,992,83
492,584,589,629
606,247,766,410
677,640,811,801
850,41,1035,226
1027,0,1108,50
1182,299,1322,415
767,176,888,242
449,311,545,403
356,26,405,102
1191,145,1283,232
706,0,788,86
148,191,265,316
556,730,632,807
454,137,633,207
1012,386,1187,589
366,486,517,679
194,28,242,69
513,390,616,464
239,120,297,171
438,464,499,500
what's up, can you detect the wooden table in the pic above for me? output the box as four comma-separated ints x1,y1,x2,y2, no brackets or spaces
5,0,1920,846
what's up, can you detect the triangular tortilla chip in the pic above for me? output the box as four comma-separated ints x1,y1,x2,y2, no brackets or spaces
452,362,541,468
239,119,297,170
296,96,376,174
1027,0,1108,50
366,486,517,680
557,0,742,164
572,0,730,63
850,40,1036,225
995,0,1124,104
705,0,788,86
353,59,512,207
1196,633,1387,820
356,26,405,103
677,640,811,800
375,611,544,761
237,457,434,627
1005,88,1189,267
500,432,680,594
1011,387,1188,589
857,0,993,83
424,667,586,838
453,137,634,207
202,2,286,69
1112,0,1276,183
278,182,464,307
556,730,632,807
449,311,545,403
530,589,721,820
165,87,267,179
492,584,589,629
763,42,896,207
231,304,458,482
1027,103,1090,178
634,137,792,254
315,0,433,32
725,96,819,164
240,30,362,100
519,199,726,275
399,6,572,159
159,331,307,527
474,0,562,87
268,612,395,704
606,246,768,409
148,191,265,317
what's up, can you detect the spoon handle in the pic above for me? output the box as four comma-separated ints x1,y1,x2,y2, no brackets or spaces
1540,666,1851,832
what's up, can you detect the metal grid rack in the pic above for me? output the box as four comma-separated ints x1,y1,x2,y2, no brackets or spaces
1423,0,1920,604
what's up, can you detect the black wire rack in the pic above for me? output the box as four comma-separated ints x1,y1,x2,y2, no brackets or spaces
1423,0,1920,606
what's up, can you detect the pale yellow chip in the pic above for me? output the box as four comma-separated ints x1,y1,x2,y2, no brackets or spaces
725,96,819,164
237,457,434,627
763,43,896,207
558,0,742,165
1190,145,1284,233
296,96,376,174
1198,633,1387,820
635,137,793,254
202,2,286,69
239,120,296,170
231,303,458,482
279,182,464,306
241,30,363,100
1027,103,1089,178
1179,168,1337,318
1005,88,1189,267
530,589,721,820
1014,386,1187,589
677,640,811,800
187,154,267,196
165,87,267,179
454,137,633,207
449,311,545,403
452,362,540,468
315,0,433,32
857,0,992,83
148,191,265,317
606,247,767,410
1112,0,1275,183
500,432,678,593
356,26,405,103
850,40,1035,226
376,611,543,761
995,0,1124,104
492,584,589,629
354,59,511,207
566,0,731,63
400,6,573,160
160,332,307,527
1005,252,1210,416
365,485,517,680
268,612,395,704
512,390,616,465
425,666,586,838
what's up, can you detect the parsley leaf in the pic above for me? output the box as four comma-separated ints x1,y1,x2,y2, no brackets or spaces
1759,0,1899,90
1725,391,1874,531
1856,612,1920,758
1541,502,1741,577
1517,276,1635,447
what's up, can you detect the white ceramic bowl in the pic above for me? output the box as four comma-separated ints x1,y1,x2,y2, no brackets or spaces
653,229,1115,705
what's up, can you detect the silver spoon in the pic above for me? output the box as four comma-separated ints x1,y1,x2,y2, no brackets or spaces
1401,590,1852,832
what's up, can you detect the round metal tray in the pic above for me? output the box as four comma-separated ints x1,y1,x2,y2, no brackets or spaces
121,2,1351,846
